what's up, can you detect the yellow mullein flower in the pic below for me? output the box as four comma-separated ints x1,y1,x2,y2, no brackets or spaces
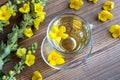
48,25,68,44
34,12,46,30
88,0,98,3
32,71,42,80
48,50,65,66
19,3,30,13
109,24,120,38
16,47,27,58
98,10,113,22
25,52,35,67
24,27,33,38
9,70,14,75
34,17,41,30
13,77,16,80
103,1,114,11
34,3,43,13
2,75,6,80
0,5,13,20
37,11,46,20
69,0,84,10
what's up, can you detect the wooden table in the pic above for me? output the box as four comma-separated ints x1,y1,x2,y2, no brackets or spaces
1,0,120,80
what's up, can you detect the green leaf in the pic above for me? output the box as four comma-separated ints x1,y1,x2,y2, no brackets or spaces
10,44,18,51
6,0,17,12
3,55,11,63
0,20,8,32
23,13,34,26
0,57,4,70
34,0,48,6
0,41,6,50
29,43,38,53
1,47,11,59
7,27,18,45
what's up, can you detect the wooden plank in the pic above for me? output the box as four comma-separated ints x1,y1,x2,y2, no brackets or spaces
45,42,120,80
1,0,120,80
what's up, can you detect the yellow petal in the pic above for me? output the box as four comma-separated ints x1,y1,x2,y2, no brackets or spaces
48,31,56,39
57,58,65,65
109,25,119,33
32,71,42,80
34,3,43,13
59,26,66,32
51,25,58,32
107,13,113,20
50,61,56,66
70,4,74,8
103,1,114,11
55,37,61,44
112,33,118,38
61,33,68,39
23,27,33,38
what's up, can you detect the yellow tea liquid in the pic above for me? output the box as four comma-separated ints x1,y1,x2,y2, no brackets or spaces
52,15,90,52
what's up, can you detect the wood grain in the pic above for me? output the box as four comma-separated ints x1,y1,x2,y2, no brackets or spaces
1,0,120,80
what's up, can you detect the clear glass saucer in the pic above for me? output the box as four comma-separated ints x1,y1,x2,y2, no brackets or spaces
41,36,93,70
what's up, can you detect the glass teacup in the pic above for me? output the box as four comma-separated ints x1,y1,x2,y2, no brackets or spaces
41,13,93,70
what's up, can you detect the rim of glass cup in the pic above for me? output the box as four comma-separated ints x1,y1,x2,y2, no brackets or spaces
46,13,92,54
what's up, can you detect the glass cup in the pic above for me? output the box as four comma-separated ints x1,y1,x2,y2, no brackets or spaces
41,13,93,70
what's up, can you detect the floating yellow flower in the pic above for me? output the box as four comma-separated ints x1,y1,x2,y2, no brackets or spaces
34,12,46,30
109,24,120,38
19,3,30,13
24,27,33,38
69,0,84,10
88,0,98,3
34,3,43,13
16,47,27,58
25,51,35,67
32,71,42,80
48,50,65,66
103,1,114,11
0,5,13,20
98,10,113,22
48,25,68,44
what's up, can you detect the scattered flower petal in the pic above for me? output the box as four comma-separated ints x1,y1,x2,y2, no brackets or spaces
109,24,120,38
103,1,114,11
69,0,84,10
98,10,113,22
32,71,42,80
48,50,65,66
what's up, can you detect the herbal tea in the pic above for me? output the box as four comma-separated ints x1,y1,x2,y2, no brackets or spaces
51,15,90,52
